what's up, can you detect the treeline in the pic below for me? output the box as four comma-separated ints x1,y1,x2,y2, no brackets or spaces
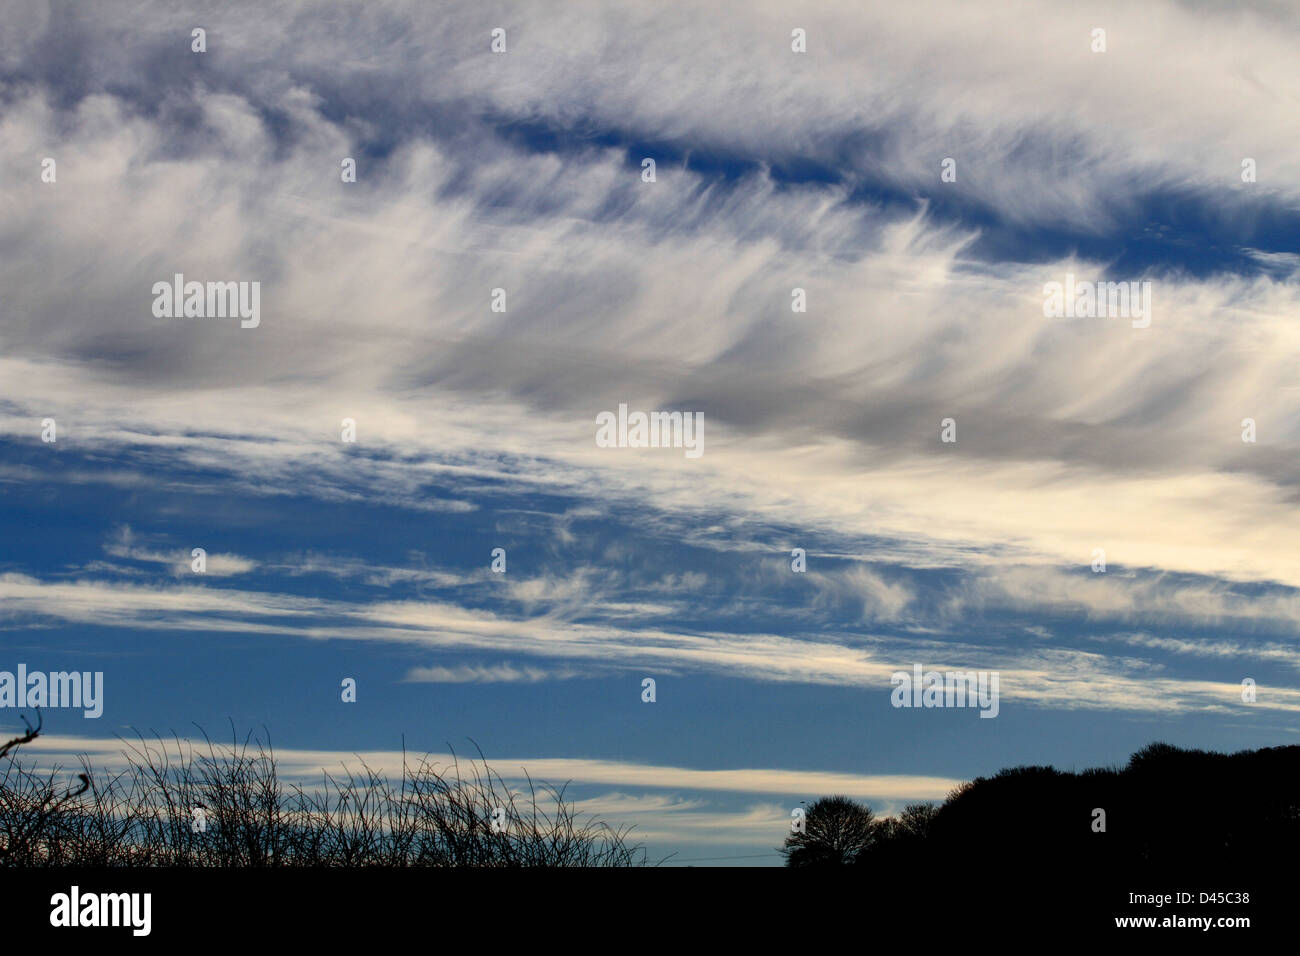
784,741,1300,870
0,716,646,867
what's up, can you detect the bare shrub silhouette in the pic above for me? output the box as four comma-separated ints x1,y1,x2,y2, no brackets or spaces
0,712,92,863
0,720,646,867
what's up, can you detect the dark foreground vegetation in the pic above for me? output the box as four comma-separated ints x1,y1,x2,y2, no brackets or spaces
784,742,1300,872
0,715,646,867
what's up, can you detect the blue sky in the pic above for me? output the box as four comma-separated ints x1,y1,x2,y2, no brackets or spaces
2,0,1299,864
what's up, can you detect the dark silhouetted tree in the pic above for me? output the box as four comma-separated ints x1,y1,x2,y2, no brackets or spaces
897,802,938,840
782,795,875,866
832,741,1299,878
857,802,937,865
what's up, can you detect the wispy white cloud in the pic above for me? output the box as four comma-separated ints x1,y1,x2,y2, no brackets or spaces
1,0,1298,750
3,572,1298,715
403,662,588,683
104,526,257,577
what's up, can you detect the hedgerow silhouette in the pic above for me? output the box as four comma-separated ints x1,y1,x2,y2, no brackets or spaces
785,742,1300,871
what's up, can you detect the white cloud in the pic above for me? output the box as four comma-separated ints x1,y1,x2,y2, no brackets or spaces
4,572,1299,715
104,526,257,577
2,0,1298,728
403,662,587,683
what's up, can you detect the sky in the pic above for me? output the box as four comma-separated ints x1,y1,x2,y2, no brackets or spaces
1,0,1299,865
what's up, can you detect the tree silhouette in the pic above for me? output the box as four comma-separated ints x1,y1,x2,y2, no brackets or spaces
782,795,875,866
814,742,1299,877
897,802,938,839
853,802,936,865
